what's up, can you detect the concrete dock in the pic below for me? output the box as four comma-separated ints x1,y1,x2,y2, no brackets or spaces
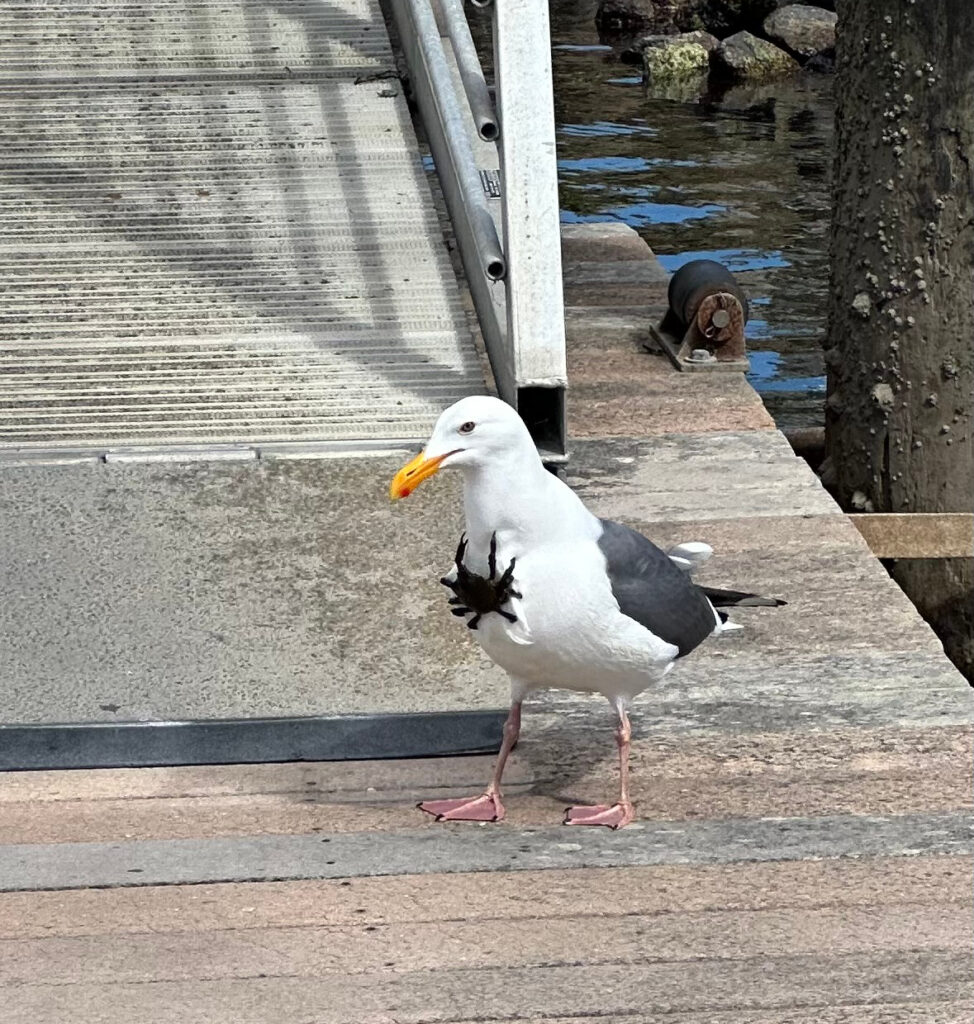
2,222,970,1022
0,1,971,1020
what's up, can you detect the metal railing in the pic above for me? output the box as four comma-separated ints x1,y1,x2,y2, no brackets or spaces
389,0,568,458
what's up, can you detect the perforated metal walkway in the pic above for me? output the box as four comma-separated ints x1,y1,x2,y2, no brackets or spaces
0,0,482,452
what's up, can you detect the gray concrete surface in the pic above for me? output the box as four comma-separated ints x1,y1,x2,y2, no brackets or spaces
1,810,969,891
0,454,505,724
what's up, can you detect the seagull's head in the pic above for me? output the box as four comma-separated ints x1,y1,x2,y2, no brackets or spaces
389,395,535,500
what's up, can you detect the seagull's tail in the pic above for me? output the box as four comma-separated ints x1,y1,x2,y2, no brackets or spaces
701,586,787,609
667,541,713,574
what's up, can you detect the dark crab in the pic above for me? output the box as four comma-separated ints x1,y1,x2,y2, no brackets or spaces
441,532,521,630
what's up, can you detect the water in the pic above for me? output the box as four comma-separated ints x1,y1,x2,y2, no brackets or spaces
547,1,833,430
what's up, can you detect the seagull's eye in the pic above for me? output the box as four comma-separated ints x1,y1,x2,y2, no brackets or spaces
458,421,475,435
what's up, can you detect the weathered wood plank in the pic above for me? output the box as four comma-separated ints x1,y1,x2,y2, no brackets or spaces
0,725,967,844
0,744,966,845
4,951,970,1024
0,763,965,845
2,903,967,987
2,857,966,939
850,513,974,559
444,1008,974,1024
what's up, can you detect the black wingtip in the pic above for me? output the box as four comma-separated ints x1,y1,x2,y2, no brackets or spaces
701,586,787,608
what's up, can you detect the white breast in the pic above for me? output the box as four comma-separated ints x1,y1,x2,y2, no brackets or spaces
470,539,679,699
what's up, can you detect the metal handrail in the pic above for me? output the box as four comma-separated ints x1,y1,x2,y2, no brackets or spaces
389,0,568,457
439,0,498,141
393,0,505,282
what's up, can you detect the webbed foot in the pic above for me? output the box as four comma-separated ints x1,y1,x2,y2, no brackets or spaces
418,792,505,822
563,802,634,830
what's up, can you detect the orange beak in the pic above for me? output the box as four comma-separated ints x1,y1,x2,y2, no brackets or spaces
389,450,451,500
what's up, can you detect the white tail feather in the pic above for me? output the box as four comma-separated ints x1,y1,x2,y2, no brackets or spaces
667,541,714,574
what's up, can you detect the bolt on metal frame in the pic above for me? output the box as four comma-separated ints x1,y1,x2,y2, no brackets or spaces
389,0,568,459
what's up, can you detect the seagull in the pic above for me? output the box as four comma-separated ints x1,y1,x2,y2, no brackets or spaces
390,395,783,828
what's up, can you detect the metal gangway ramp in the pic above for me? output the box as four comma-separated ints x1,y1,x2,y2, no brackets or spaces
0,0,566,766
0,0,565,456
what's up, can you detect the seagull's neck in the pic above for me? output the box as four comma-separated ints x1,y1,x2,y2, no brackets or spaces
459,450,598,553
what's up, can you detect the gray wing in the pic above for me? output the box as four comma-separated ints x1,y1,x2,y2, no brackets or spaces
597,519,716,658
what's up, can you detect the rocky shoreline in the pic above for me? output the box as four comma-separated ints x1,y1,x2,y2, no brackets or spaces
597,1,836,83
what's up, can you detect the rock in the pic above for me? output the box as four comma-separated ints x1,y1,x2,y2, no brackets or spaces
643,38,712,80
765,0,835,9
621,29,718,65
595,0,660,32
711,30,800,81
668,28,721,51
598,0,835,46
763,4,837,60
599,0,713,37
621,29,719,78
676,0,779,37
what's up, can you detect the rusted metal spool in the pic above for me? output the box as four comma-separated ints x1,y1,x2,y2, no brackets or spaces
652,259,750,370
669,260,748,361
667,259,749,330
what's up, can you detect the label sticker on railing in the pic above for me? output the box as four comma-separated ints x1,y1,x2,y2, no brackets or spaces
480,169,502,198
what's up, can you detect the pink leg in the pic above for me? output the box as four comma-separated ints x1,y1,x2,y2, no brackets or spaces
419,701,521,822
564,705,635,829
